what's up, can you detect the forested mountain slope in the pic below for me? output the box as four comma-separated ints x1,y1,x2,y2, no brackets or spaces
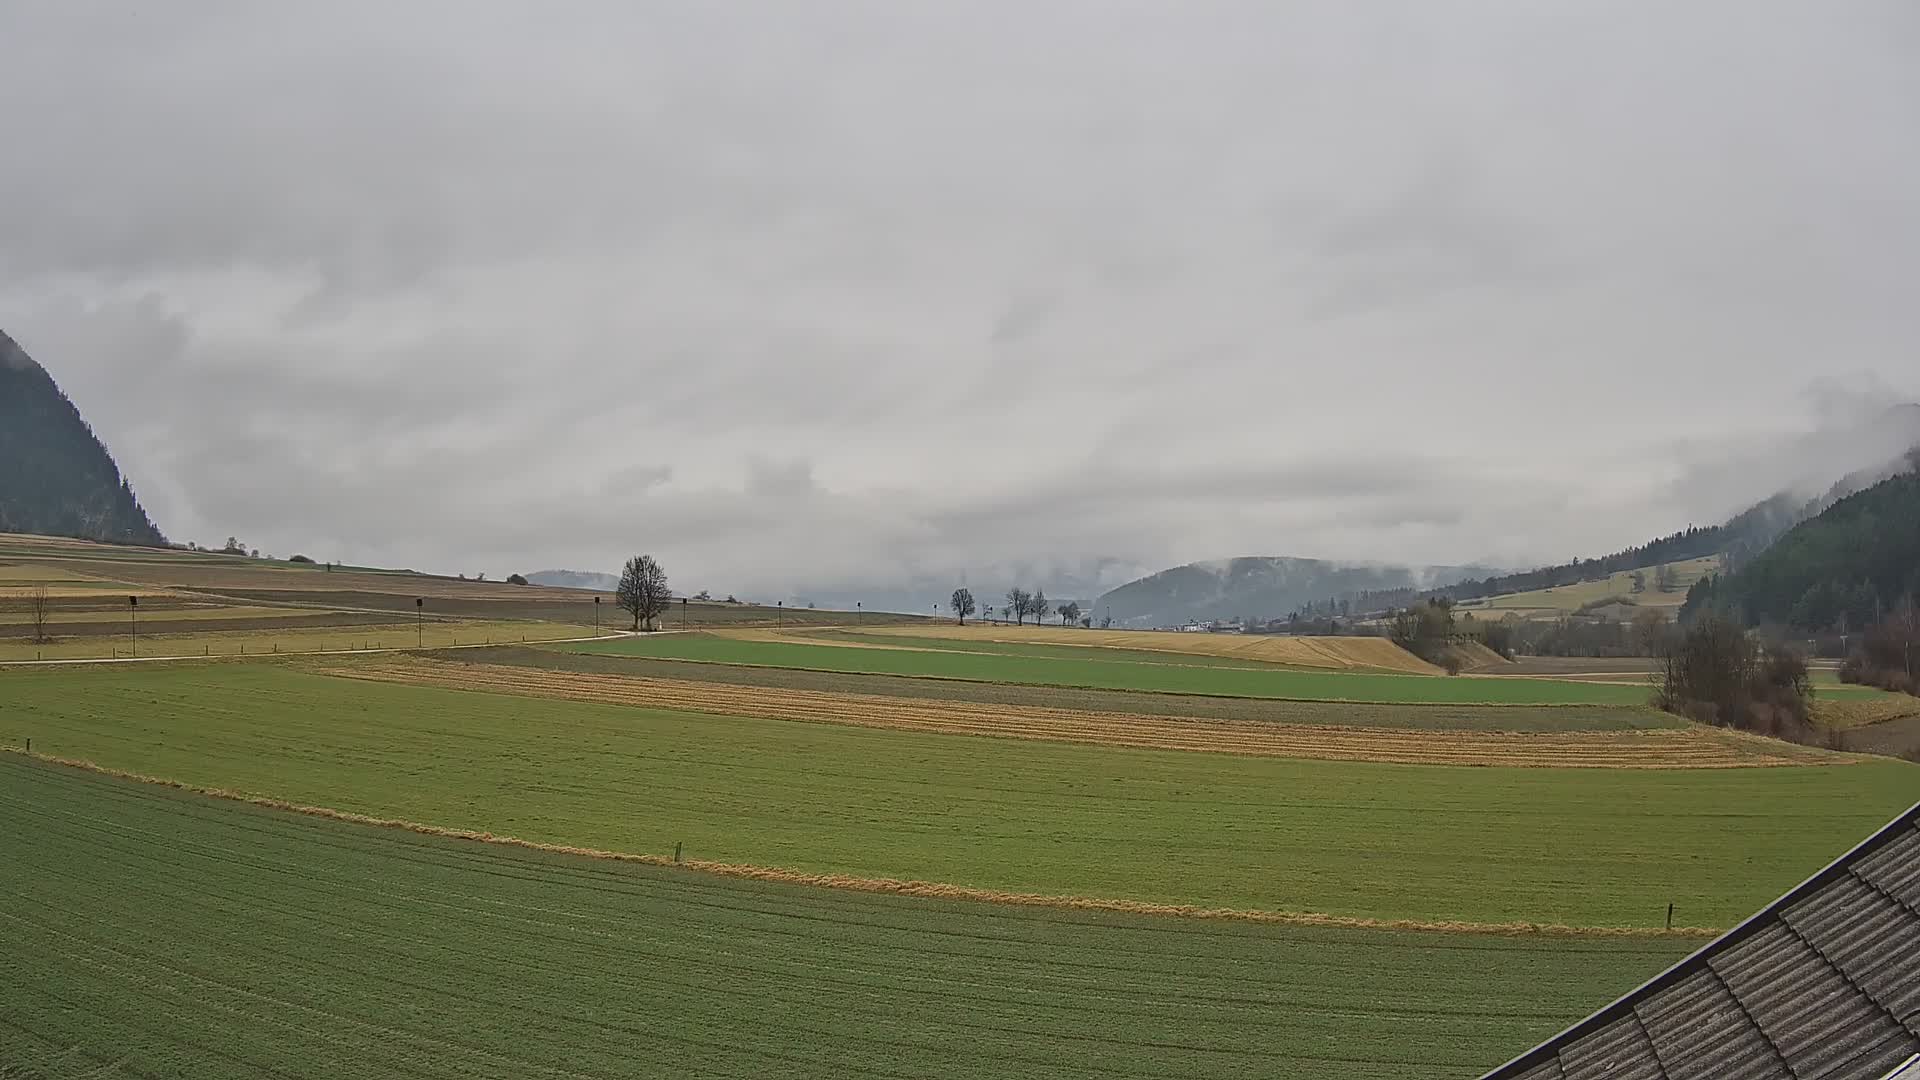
0,330,164,545
1682,466,1920,630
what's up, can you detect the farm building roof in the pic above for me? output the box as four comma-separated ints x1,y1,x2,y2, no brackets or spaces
1483,800,1920,1080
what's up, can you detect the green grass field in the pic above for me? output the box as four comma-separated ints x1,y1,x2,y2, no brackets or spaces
561,633,1660,705
5,663,1913,928
0,756,1691,1080
464,646,1683,731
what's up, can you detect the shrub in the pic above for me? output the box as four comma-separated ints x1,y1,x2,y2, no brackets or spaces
506,573,529,586
1654,614,1814,743
288,554,314,564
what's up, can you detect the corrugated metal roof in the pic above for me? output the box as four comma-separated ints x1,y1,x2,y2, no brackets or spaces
1484,802,1920,1080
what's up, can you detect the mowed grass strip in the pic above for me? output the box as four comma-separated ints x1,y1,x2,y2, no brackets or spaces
4,663,1914,928
0,756,1690,1080
465,645,1681,731
562,633,1653,704
324,657,1823,768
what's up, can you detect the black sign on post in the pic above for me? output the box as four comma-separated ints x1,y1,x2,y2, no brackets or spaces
594,595,601,635
128,595,139,657
415,597,424,648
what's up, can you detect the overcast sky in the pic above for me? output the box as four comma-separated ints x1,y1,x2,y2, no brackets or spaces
3,2,1917,601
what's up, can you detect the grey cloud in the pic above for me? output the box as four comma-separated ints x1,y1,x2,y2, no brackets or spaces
2,1,1917,601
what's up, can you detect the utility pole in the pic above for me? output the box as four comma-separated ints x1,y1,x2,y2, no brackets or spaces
415,597,424,647
129,595,138,657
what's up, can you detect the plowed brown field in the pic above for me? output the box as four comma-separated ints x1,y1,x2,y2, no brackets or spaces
317,657,1835,768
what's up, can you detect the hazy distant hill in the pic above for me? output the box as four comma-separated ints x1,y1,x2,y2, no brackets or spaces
1094,556,1492,628
0,331,164,546
524,569,619,592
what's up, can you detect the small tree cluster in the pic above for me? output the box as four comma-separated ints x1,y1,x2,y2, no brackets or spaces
506,573,529,586
1654,613,1814,741
1840,602,1919,696
1388,598,1456,663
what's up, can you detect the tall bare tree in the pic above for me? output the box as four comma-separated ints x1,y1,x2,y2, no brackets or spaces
26,585,51,644
1029,588,1048,627
1005,587,1030,626
950,587,977,625
616,554,672,631
1057,600,1081,626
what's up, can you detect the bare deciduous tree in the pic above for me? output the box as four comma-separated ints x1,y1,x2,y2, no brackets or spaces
1029,588,1047,627
26,585,51,644
1005,587,1030,626
1057,600,1081,626
950,587,976,625
617,554,672,631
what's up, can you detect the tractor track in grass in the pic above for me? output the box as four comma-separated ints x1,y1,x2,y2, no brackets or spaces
312,656,1837,769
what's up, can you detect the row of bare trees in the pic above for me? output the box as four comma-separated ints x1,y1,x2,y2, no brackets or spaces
947,586,1082,627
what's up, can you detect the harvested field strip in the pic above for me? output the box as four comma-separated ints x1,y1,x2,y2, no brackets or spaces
8,663,1914,927
779,628,1306,670
859,624,1443,673
323,657,1828,768
1815,695,1920,730
461,645,1683,731
0,756,1694,1079
563,633,1656,704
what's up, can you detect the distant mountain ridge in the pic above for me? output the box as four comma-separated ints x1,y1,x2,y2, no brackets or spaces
1093,556,1495,628
0,330,164,546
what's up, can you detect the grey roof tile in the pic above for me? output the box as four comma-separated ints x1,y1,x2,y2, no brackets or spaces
1559,1012,1665,1080
1636,969,1787,1079
1856,825,1920,906
1713,922,1908,1078
1782,873,1920,1034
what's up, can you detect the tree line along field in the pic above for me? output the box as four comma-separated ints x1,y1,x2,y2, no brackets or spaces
0,756,1695,1080
4,661,1913,929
